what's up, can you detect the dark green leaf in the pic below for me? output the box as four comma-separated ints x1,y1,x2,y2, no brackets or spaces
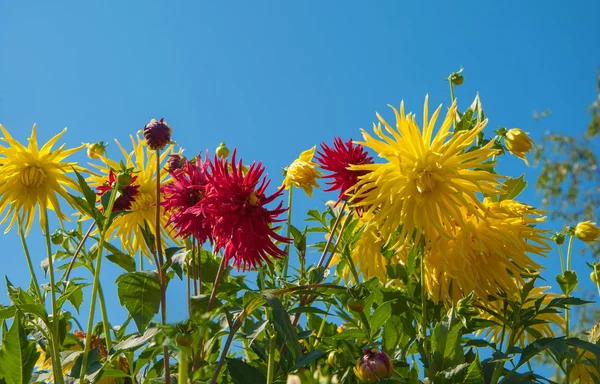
116,271,161,332
499,174,527,201
226,358,266,384
261,293,302,362
72,167,97,209
370,302,392,339
330,328,367,340
106,253,136,273
462,355,484,384
556,270,578,296
294,349,327,369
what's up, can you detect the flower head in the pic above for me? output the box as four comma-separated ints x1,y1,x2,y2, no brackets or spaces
162,154,213,243
505,128,534,165
575,221,600,243
167,154,186,172
0,124,83,233
354,349,393,382
422,198,549,304
86,141,108,159
315,137,373,202
88,135,175,257
350,96,502,247
203,151,289,269
282,146,321,198
143,118,172,150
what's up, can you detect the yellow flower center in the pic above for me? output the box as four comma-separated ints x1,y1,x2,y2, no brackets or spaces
130,192,154,212
247,191,258,206
20,165,46,188
415,169,436,194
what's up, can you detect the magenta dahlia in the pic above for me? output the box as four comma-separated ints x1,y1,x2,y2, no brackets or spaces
96,170,140,212
161,154,213,244
315,137,373,201
202,151,289,269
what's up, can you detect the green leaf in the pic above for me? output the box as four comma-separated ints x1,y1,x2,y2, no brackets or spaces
382,316,402,354
57,281,87,314
72,167,97,208
106,253,136,273
431,322,464,375
226,358,266,384
113,327,159,351
0,307,15,321
294,349,327,369
0,314,39,384
499,174,526,201
139,220,156,254
462,354,484,384
556,270,578,296
369,302,392,339
116,271,161,332
165,248,187,279
290,225,307,254
261,293,302,362
330,328,367,340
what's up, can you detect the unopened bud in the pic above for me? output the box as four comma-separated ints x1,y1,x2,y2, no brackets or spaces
86,141,107,159
552,232,566,245
575,221,600,243
354,349,393,382
167,154,186,172
505,128,535,165
143,118,171,150
215,142,230,158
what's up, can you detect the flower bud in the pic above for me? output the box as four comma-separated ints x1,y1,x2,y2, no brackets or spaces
86,141,107,159
216,142,230,158
451,73,464,86
347,298,365,312
552,232,566,245
167,154,186,172
143,118,171,150
354,349,393,382
505,128,535,165
575,221,600,243
116,172,133,189
51,231,64,245
590,270,599,284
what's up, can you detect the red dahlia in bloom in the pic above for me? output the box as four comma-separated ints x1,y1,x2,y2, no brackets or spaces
161,155,212,243
202,152,289,269
315,137,373,201
96,170,140,212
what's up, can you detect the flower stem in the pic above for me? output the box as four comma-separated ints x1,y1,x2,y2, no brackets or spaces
209,319,242,384
79,187,117,383
208,254,228,311
419,247,429,376
155,149,171,384
97,283,113,351
565,234,575,384
317,200,347,268
43,212,65,384
282,187,293,278
63,222,95,282
558,243,565,274
17,215,43,303
266,331,277,383
178,347,189,384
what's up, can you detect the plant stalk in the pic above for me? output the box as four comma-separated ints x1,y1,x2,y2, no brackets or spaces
17,215,43,303
266,331,277,383
282,186,293,278
178,347,189,384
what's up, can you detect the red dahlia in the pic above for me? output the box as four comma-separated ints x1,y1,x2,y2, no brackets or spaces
96,170,140,212
315,137,373,201
161,154,212,243
202,151,289,270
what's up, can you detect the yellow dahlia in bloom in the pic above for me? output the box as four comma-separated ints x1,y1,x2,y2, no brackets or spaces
87,135,175,257
350,96,502,247
0,124,83,234
478,285,563,346
505,128,535,165
282,146,321,198
422,198,550,304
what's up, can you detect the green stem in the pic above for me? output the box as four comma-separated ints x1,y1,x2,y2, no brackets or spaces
155,149,171,384
62,222,95,282
449,80,456,103
266,331,277,383
282,186,293,279
43,211,65,384
178,347,189,384
209,319,242,384
558,243,565,274
565,235,575,384
17,215,43,303
97,284,113,351
317,200,348,268
566,235,575,272
313,303,331,347
419,247,429,376
207,254,228,311
79,187,117,383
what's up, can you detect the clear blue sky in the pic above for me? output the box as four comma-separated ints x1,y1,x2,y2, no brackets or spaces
1,0,599,352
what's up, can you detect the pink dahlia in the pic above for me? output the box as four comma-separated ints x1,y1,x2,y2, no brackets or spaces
202,151,289,269
96,170,140,212
161,154,213,243
315,137,373,201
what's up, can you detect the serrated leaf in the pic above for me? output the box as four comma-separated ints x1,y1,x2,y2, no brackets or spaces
462,355,484,384
57,281,87,314
116,271,161,332
370,302,392,339
499,174,526,201
226,358,266,384
262,293,302,362
106,253,136,273
0,314,39,384
556,270,578,296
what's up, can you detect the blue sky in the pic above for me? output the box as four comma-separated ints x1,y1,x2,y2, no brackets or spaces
1,0,599,365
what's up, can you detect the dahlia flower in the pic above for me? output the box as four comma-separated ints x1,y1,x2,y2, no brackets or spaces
282,146,321,198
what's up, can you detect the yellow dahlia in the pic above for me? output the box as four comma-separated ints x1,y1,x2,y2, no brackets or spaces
0,124,83,234
505,128,535,166
478,284,564,346
87,134,175,257
422,198,550,304
350,96,502,247
282,146,321,198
